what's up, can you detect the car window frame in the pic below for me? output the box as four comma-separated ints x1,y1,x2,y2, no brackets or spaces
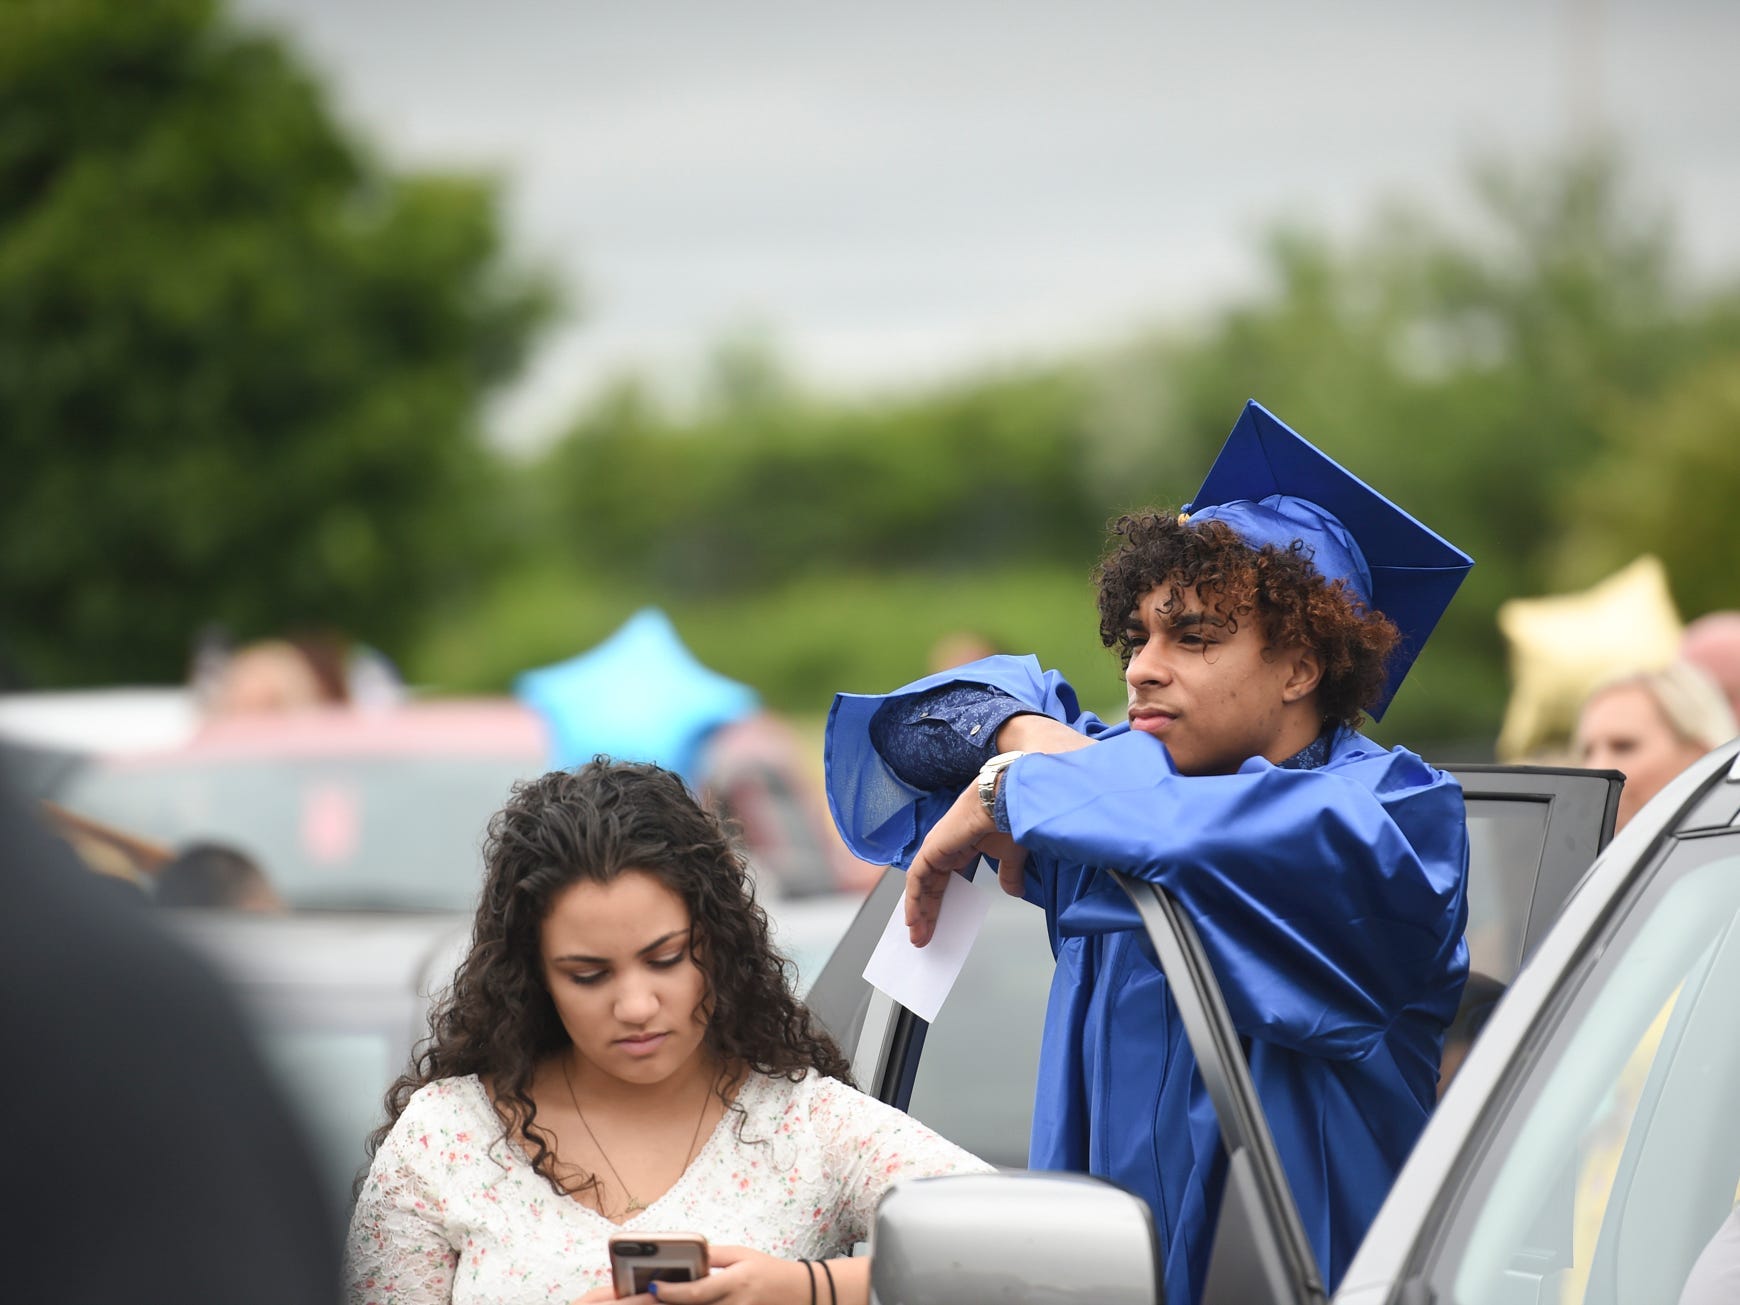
1445,762,1622,973
1410,825,1740,1303
1585,852,1740,1305
1362,742,1740,1301
1108,869,1328,1304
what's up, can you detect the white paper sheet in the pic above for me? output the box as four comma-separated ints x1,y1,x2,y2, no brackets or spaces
861,861,996,1022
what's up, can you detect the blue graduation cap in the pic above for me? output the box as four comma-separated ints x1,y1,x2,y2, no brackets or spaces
1181,400,1474,719
514,608,759,786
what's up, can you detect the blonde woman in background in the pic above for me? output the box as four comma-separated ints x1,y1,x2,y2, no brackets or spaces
1567,662,1736,1303
1574,662,1737,832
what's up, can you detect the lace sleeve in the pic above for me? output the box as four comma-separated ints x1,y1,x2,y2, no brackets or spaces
344,1105,461,1305
807,1075,993,1246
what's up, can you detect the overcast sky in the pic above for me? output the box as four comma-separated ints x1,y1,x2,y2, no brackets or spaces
234,0,1740,449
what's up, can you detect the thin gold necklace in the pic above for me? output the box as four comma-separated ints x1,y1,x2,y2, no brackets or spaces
561,1057,715,1218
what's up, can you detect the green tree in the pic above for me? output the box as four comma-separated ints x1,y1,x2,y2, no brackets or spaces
0,0,551,686
1559,357,1740,619
539,357,1104,595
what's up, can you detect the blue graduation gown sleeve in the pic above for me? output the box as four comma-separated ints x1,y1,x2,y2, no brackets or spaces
1005,731,1468,1058
824,653,1112,869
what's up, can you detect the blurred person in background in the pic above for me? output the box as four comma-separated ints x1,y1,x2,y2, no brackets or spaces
925,629,1002,674
40,799,168,892
1491,556,1686,767
155,840,284,912
1681,611,1740,723
699,713,878,897
346,760,987,1305
206,636,350,717
1,784,339,1302
1574,661,1737,832
196,628,405,718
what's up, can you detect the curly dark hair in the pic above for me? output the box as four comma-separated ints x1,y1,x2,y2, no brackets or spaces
1093,509,1400,728
366,758,853,1199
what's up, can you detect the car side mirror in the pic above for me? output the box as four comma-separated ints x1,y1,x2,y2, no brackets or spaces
870,1171,1161,1305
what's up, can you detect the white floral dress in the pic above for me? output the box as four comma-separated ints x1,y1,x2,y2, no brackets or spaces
344,1070,991,1304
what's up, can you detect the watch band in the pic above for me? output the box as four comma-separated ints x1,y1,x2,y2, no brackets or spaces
976,750,1028,816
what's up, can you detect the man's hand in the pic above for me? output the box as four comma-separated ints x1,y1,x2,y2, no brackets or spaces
905,784,1029,946
995,712,1097,757
906,715,1094,946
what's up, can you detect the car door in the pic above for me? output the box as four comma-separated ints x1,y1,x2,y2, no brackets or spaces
803,863,1053,1167
804,763,1622,1172
1452,763,1621,984
1346,741,1740,1305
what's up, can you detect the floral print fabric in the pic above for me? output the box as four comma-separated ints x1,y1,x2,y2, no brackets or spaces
344,1070,989,1304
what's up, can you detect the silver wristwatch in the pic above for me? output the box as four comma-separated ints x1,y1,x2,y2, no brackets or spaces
975,750,1028,816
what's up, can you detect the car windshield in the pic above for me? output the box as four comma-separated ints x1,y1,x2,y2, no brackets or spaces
61,754,536,910
1429,830,1740,1305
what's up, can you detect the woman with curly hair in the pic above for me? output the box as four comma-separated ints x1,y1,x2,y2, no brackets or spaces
827,403,1473,1305
345,760,986,1305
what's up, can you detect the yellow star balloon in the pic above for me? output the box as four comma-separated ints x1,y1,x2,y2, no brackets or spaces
1496,556,1684,762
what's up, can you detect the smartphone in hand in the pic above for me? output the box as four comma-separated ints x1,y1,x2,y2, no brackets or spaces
608,1232,710,1297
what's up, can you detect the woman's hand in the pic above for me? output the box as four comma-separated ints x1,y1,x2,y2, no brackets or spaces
576,1249,869,1305
630,1245,812,1304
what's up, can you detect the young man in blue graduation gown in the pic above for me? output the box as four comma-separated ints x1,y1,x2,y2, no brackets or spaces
824,401,1473,1305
